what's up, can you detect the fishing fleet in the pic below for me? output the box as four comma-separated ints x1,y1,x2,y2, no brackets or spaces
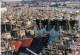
1,1,80,55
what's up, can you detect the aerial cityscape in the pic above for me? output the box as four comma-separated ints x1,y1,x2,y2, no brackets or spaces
1,0,80,55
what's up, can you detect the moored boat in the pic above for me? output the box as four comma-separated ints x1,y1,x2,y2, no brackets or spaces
26,33,50,55
9,41,22,52
1,39,14,55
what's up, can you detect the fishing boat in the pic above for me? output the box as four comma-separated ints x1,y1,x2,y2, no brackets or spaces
11,27,33,48
9,40,22,52
11,28,33,48
1,21,22,53
2,18,10,24
1,39,14,55
25,21,36,29
64,13,70,20
2,32,12,40
68,42,80,55
11,28,26,37
11,28,20,37
72,15,79,28
16,33,50,55
26,33,50,55
17,29,26,37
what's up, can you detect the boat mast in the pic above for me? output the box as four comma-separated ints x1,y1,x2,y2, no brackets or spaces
11,19,12,30
10,16,12,30
5,22,7,33
4,22,7,40
16,12,17,29
78,14,80,31
47,0,51,31
39,0,42,33
68,12,71,32
48,0,51,25
4,20,8,42
28,0,30,21
68,20,71,32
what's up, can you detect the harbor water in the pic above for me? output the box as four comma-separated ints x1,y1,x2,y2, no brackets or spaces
1,21,79,55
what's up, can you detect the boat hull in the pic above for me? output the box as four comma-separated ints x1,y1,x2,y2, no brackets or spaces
21,39,33,47
10,42,22,52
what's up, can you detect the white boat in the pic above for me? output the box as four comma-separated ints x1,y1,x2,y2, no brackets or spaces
64,13,70,20
74,15,79,20
2,32,12,40
1,40,14,55
2,18,10,23
17,29,26,37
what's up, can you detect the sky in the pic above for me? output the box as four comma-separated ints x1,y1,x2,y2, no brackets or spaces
2,0,35,1
2,0,22,1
